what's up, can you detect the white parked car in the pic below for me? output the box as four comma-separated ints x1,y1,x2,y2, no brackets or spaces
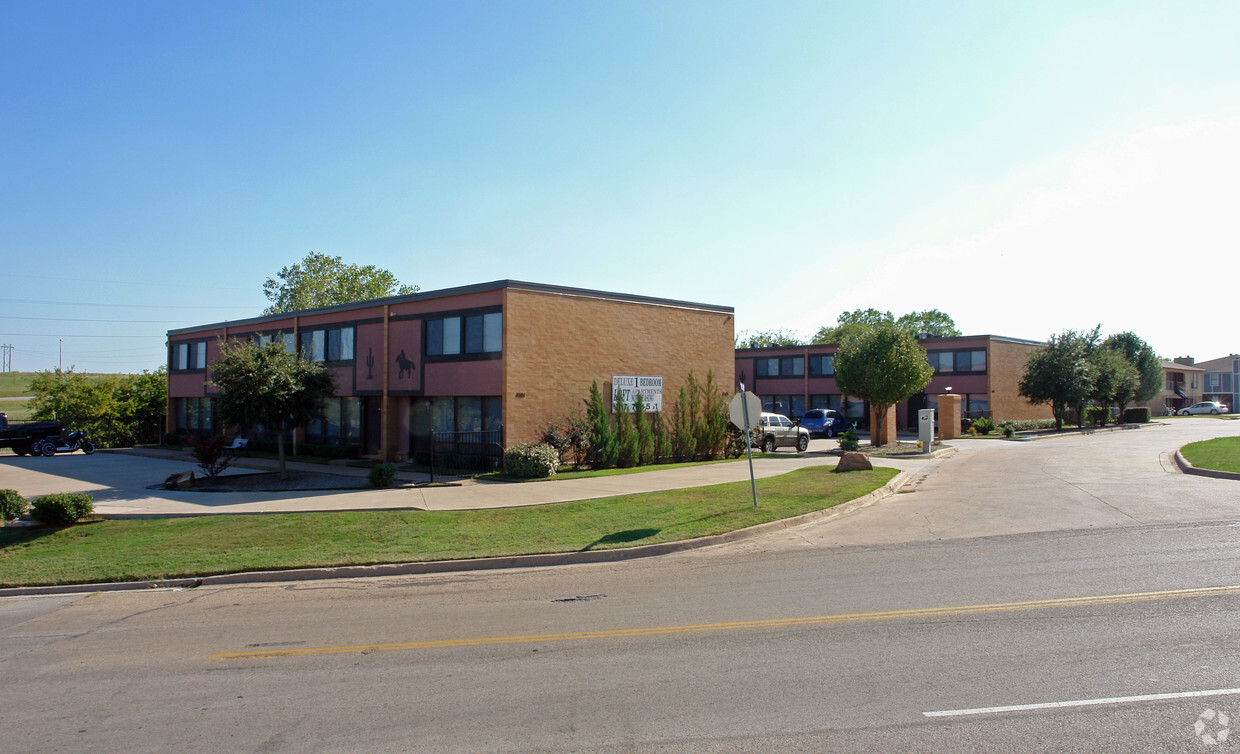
757,412,810,453
1178,401,1229,416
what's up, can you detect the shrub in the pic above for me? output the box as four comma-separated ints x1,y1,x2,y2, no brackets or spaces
1000,419,1059,432
1084,406,1110,426
163,432,186,447
1,489,29,522
30,493,94,526
838,428,860,452
503,443,559,479
1123,407,1151,423
368,463,396,488
1002,424,1016,438
971,417,996,435
188,434,234,478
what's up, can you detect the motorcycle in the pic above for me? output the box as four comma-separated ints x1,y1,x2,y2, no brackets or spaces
43,430,96,456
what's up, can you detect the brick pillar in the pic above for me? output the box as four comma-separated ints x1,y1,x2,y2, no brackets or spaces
938,394,962,439
869,404,897,446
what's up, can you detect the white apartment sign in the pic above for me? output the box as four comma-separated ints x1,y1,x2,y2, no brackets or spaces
612,375,663,413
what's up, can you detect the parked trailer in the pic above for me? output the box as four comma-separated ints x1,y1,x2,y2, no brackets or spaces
0,413,63,456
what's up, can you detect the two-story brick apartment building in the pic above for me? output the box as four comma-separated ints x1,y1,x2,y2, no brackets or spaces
167,281,734,461
735,334,1053,430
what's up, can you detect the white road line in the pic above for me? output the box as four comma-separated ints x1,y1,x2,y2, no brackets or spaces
924,688,1240,718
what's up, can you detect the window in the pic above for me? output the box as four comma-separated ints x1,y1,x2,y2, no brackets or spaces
300,327,354,362
1191,374,1198,390
171,341,207,371
810,394,843,410
306,397,361,446
174,397,214,436
759,394,805,418
426,312,502,357
927,351,953,374
194,342,207,369
955,350,986,373
755,356,804,378
175,343,189,371
808,355,835,376
928,349,985,374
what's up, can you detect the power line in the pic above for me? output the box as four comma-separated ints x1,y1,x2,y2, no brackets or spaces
0,332,159,339
0,298,254,310
0,316,200,323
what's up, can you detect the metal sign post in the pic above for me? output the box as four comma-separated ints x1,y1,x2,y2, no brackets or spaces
729,384,762,508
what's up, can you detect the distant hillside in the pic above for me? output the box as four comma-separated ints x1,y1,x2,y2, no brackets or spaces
0,371,130,398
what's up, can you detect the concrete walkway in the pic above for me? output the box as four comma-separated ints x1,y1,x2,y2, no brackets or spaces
0,441,938,518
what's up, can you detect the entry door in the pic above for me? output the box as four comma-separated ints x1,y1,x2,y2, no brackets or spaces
907,394,927,430
364,397,383,455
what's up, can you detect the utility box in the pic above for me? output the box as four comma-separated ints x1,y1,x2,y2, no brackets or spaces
918,409,936,453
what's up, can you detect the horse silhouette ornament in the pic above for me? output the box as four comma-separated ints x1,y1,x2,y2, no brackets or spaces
395,349,416,379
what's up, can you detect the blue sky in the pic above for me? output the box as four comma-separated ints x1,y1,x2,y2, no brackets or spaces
3,1,1237,373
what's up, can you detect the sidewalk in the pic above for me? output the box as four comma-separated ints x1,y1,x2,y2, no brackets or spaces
88,446,931,517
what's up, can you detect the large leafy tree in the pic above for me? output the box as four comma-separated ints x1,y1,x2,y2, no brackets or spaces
29,368,167,447
262,251,418,315
1087,346,1137,426
813,308,961,344
833,323,934,446
735,329,804,348
210,339,336,476
1018,329,1094,430
896,309,962,338
1103,331,1163,416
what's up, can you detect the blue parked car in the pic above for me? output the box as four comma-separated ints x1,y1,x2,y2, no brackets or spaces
799,408,852,438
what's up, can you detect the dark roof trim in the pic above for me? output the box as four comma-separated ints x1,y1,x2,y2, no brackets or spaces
735,334,1046,353
168,280,733,337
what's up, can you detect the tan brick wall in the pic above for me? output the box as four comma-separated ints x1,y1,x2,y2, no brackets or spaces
503,288,735,446
988,339,1054,421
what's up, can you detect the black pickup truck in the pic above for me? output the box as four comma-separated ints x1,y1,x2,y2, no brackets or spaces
0,413,62,456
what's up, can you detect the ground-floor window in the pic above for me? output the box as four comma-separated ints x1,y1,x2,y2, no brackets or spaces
760,394,805,418
963,394,990,420
306,397,362,446
174,397,214,437
409,396,503,468
809,394,864,423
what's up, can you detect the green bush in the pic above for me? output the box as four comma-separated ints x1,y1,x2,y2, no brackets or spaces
503,443,560,479
0,489,29,522
30,493,94,526
838,428,860,452
1002,424,1016,438
368,463,396,488
1123,407,1151,423
970,417,996,435
1000,419,1059,432
1084,406,1110,426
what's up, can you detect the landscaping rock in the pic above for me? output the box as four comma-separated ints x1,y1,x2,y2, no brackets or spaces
836,451,873,472
164,471,195,489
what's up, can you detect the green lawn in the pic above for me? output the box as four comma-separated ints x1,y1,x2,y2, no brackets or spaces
1181,437,1240,474
0,400,34,421
0,466,897,587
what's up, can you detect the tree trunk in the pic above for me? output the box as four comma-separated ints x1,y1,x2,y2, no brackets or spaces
276,423,288,478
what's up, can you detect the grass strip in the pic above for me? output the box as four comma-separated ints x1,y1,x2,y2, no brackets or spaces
1181,437,1240,474
0,466,896,587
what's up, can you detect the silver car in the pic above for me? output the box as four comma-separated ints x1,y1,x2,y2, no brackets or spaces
1178,401,1229,415
757,412,810,453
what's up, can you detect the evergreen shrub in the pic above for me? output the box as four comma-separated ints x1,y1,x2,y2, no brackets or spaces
1122,407,1151,423
368,463,396,488
1,489,28,522
30,493,94,525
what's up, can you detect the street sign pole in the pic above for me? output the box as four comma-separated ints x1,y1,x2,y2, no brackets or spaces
732,382,759,508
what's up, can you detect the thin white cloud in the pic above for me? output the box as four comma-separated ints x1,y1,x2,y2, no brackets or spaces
790,117,1240,357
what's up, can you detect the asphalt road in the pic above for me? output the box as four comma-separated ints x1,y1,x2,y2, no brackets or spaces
2,418,1239,752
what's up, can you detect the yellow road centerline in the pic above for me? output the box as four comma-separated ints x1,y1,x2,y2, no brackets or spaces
210,584,1240,660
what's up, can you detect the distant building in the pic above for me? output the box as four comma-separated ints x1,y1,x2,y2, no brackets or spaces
735,335,1053,430
1139,357,1206,416
1191,354,1237,412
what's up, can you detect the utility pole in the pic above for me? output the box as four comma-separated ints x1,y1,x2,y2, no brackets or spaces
1,344,11,372
59,339,62,371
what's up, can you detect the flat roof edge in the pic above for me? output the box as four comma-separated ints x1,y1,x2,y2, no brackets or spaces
168,280,733,337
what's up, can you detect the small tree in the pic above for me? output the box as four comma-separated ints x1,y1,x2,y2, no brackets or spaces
694,370,729,460
1104,331,1163,417
614,388,639,468
632,392,655,465
1088,347,1137,426
584,380,618,469
1018,329,1094,430
833,324,934,446
211,339,336,477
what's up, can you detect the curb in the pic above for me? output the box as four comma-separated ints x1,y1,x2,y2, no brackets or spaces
0,470,910,598
1175,450,1240,481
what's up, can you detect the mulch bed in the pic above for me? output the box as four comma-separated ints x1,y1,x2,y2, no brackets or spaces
170,471,373,492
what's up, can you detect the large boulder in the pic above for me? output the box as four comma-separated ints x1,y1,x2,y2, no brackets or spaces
836,451,873,472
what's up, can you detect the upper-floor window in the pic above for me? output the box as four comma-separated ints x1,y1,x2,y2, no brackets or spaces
300,326,354,362
754,356,804,378
256,331,296,355
928,349,986,374
808,354,835,377
427,312,502,357
171,340,208,371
